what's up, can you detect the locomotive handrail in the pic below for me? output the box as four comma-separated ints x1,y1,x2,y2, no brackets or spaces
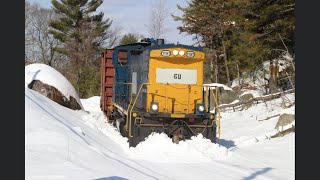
124,83,133,131
127,83,221,138
210,86,221,138
113,82,133,131
165,84,168,112
201,84,221,138
151,84,220,114
205,86,209,112
187,85,190,114
128,83,149,137
163,84,217,113
164,83,190,112
216,87,221,138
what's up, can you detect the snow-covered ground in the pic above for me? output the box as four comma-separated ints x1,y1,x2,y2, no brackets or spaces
25,85,295,179
230,52,294,98
25,62,294,180
204,83,233,91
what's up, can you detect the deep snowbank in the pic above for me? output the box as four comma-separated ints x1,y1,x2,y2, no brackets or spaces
26,85,294,179
25,63,83,109
26,88,229,179
80,97,230,163
217,93,295,148
128,133,230,163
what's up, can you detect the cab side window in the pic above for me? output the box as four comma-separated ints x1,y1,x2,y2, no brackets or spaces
118,50,128,66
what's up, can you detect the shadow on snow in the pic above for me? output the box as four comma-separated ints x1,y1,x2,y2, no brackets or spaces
94,176,129,180
217,138,236,149
243,167,273,180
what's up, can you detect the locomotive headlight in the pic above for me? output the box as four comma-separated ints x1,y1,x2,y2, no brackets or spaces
150,102,159,113
196,103,205,115
151,104,158,111
173,50,179,56
179,50,185,56
198,105,205,112
186,51,195,57
161,50,170,57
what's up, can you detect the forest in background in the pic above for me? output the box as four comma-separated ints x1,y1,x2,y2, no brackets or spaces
25,0,295,98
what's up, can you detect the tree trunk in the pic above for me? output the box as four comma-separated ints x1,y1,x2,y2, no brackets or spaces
269,61,278,94
269,76,277,94
76,69,82,96
210,50,214,82
285,72,294,89
76,77,80,95
213,50,218,83
236,63,240,86
222,39,230,86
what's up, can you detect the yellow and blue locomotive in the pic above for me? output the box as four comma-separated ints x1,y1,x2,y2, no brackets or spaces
100,38,218,147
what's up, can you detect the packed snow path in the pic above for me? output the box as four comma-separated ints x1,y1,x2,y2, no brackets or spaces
25,88,294,180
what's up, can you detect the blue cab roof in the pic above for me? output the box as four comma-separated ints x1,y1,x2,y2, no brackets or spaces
114,42,203,52
148,44,204,52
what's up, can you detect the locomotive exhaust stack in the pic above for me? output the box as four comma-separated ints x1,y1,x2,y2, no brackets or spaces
156,39,164,45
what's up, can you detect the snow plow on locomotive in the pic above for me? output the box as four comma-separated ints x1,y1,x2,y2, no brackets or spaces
100,38,220,147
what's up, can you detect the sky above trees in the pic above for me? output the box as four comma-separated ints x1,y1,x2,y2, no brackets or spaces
28,0,195,45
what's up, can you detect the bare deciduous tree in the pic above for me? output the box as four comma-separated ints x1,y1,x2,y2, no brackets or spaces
25,1,62,67
25,1,34,62
63,20,106,93
146,0,169,39
105,25,122,48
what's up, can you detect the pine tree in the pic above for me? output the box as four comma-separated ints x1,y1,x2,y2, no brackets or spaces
119,33,139,45
173,0,294,88
245,0,295,93
49,0,112,96
49,0,111,45
226,0,268,77
172,0,237,85
249,0,295,58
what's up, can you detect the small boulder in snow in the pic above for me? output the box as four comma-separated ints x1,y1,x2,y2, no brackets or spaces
275,113,295,130
239,93,254,110
217,87,239,105
28,80,82,110
25,63,83,110
240,93,254,102
272,113,295,138
204,83,239,109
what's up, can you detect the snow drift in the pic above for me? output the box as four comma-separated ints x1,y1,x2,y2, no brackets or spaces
25,64,294,179
25,63,83,109
26,87,294,179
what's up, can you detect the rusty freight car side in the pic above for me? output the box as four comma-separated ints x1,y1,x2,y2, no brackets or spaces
100,49,114,119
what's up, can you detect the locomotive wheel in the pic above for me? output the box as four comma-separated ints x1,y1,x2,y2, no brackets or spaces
172,135,180,144
106,110,114,122
171,127,185,144
118,120,128,137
